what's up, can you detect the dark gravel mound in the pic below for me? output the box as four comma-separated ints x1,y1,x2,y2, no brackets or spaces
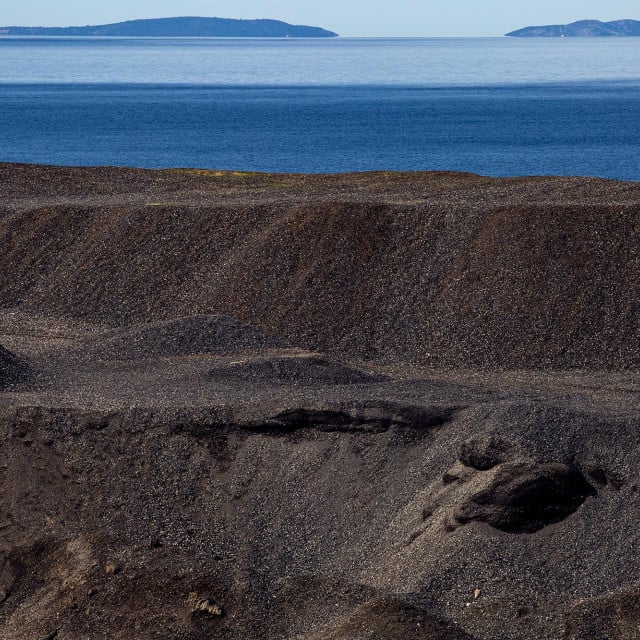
0,165,640,369
0,343,31,389
75,314,287,361
565,585,640,639
2,164,640,369
210,353,387,386
306,596,475,639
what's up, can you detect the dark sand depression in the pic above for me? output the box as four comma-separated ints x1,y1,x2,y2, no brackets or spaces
0,163,639,639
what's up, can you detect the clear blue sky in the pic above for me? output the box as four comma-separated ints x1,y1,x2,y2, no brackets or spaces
2,1,640,36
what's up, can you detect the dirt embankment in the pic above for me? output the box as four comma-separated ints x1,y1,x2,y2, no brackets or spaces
0,396,638,640
1,164,640,640
1,163,639,369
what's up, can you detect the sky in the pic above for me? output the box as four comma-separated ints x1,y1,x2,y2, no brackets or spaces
2,1,640,37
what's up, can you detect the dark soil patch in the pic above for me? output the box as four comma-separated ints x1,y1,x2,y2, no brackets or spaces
455,463,596,534
0,343,32,389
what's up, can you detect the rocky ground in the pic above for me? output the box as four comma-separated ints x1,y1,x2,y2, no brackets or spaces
0,164,639,639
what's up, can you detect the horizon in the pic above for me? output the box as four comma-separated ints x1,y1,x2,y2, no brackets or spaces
2,1,640,37
3,15,640,38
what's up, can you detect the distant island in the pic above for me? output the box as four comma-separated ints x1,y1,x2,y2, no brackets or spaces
0,16,338,38
506,19,640,37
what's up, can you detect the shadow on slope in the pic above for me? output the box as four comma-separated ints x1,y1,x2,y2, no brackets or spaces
210,353,387,386
71,314,288,361
0,343,32,390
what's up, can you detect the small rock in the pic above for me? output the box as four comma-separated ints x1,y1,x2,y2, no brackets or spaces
105,562,120,575
187,592,224,618
474,589,481,599
442,472,459,485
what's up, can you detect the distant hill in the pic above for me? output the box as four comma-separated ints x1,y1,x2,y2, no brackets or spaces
0,16,338,38
506,19,640,37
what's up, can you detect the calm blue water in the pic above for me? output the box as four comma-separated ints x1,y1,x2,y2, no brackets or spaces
1,37,640,178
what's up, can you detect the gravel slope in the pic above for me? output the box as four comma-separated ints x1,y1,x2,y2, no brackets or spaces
1,163,638,369
0,164,639,640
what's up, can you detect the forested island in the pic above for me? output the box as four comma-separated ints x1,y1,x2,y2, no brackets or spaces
507,19,640,37
0,16,338,37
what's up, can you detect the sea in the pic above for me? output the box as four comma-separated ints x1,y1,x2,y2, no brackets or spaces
1,36,640,179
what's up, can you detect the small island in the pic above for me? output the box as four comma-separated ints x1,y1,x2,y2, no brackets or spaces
0,16,338,38
506,19,640,37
